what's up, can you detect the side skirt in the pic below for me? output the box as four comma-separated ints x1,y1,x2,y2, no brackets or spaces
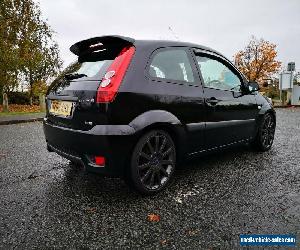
188,137,252,157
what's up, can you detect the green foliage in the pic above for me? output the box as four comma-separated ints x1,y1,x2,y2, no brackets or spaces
7,91,30,104
1,91,41,105
0,0,62,98
267,85,280,99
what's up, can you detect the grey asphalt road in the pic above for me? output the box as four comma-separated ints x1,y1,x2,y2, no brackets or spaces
0,108,299,249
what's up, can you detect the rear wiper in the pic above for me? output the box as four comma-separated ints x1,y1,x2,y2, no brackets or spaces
64,73,88,80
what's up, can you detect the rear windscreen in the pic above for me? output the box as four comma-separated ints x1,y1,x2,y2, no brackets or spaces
53,45,128,82
77,61,108,78
48,46,125,94
63,60,113,81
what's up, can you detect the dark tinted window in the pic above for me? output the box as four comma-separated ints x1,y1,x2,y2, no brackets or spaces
77,61,111,78
48,45,126,94
49,60,112,94
62,60,112,80
149,49,194,83
196,56,242,92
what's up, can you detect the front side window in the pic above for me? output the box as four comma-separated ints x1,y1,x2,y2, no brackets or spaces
149,49,194,83
196,56,242,92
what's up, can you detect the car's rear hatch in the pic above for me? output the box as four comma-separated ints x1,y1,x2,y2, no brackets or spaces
46,36,135,131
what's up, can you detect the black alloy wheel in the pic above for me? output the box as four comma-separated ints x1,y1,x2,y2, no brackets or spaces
128,130,176,194
253,113,276,151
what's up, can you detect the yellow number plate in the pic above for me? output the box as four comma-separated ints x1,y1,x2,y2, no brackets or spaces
49,100,74,117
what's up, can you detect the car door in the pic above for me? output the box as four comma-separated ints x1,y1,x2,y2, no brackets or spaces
146,47,206,153
193,49,259,149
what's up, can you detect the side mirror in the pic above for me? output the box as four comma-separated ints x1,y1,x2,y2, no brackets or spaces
247,81,260,93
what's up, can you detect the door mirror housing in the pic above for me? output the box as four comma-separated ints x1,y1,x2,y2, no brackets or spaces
247,81,260,93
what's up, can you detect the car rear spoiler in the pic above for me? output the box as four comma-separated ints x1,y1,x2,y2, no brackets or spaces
70,35,135,56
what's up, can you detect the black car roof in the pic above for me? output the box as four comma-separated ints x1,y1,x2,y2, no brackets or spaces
133,39,223,56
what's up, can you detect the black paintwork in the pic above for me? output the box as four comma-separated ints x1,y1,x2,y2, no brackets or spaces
43,36,276,176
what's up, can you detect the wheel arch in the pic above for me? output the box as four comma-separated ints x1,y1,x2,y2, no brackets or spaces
253,105,276,141
129,110,187,162
258,105,276,124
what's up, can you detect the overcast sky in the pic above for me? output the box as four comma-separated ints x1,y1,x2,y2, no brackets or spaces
37,0,300,71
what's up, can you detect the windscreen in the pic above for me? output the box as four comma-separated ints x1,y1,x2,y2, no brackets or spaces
48,58,113,94
48,43,128,95
61,60,113,81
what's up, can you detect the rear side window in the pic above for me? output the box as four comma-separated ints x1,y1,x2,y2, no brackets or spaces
149,49,194,83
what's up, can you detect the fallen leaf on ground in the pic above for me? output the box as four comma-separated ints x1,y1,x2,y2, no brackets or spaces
147,213,160,222
0,153,6,159
86,207,97,213
160,239,169,246
186,229,199,236
0,104,41,113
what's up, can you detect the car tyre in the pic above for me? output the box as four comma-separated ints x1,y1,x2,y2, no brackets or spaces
126,130,176,195
251,113,276,151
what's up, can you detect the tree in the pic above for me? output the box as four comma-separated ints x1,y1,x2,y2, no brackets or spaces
0,0,20,95
0,0,62,103
234,36,282,85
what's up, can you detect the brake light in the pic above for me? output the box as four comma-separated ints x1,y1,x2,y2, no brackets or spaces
95,156,105,166
96,46,135,103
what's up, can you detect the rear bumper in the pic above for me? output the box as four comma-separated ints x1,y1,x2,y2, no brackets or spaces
43,119,137,176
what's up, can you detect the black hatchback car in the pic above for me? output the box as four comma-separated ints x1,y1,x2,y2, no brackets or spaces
43,35,276,194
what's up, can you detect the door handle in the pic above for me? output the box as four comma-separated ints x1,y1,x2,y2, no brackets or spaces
206,97,219,105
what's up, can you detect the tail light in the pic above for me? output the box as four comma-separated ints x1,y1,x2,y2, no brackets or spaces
96,46,135,103
94,156,105,166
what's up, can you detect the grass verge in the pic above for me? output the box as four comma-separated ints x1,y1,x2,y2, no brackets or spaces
0,111,45,116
